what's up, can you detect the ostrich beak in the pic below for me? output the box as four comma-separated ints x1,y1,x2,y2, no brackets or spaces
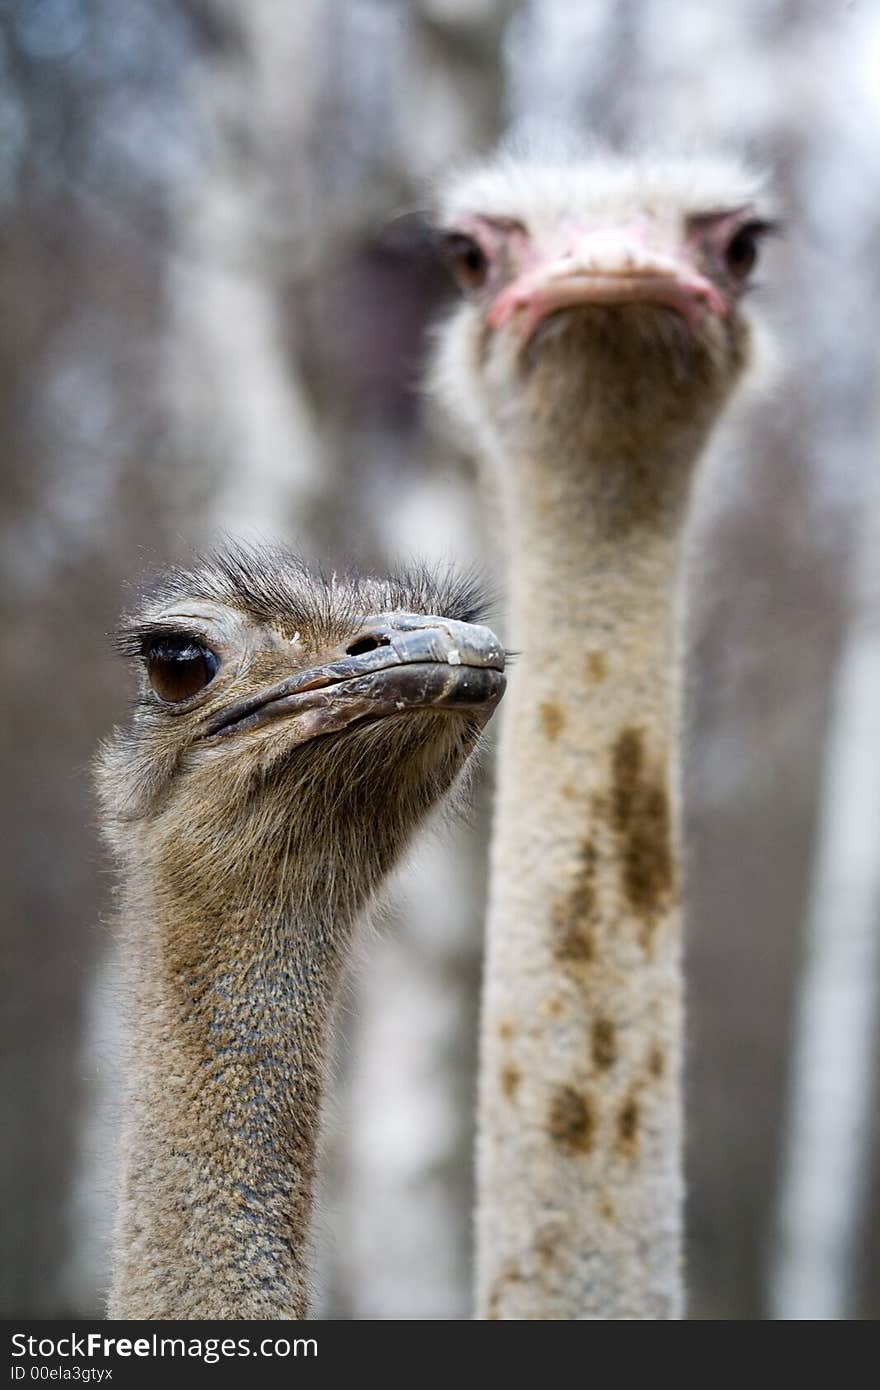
202,613,506,743
487,226,727,343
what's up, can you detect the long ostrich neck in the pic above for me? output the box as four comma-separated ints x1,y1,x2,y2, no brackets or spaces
110,852,355,1320
478,437,696,1319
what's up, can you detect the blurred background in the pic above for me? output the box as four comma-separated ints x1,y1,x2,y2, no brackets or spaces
2,0,879,1319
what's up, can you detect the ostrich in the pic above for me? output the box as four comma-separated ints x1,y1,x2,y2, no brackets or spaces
431,150,776,1318
96,543,505,1319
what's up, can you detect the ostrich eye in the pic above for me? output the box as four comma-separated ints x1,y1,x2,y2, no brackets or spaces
145,636,219,703
724,220,772,280
440,232,489,293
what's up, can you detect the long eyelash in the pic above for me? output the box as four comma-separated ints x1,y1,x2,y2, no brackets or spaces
112,622,206,660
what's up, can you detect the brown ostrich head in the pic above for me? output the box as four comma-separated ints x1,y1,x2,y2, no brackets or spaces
97,544,505,931
431,149,778,524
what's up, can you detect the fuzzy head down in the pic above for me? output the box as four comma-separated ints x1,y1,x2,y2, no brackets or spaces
97,544,505,930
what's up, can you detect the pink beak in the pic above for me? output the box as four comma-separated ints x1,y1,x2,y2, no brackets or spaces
486,225,727,343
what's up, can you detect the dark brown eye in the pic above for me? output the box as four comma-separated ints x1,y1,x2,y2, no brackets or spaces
145,636,219,703
440,232,489,293
724,221,768,280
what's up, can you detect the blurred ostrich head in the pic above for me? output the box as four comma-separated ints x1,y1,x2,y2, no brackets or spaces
432,148,777,482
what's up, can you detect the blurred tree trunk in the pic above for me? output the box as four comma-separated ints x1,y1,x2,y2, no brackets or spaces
770,498,880,1318
768,6,880,1316
163,0,324,537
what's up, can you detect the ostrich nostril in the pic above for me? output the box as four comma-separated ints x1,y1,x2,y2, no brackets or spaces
346,633,391,657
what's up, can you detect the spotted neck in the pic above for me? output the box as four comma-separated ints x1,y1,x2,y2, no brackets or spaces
477,447,691,1319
